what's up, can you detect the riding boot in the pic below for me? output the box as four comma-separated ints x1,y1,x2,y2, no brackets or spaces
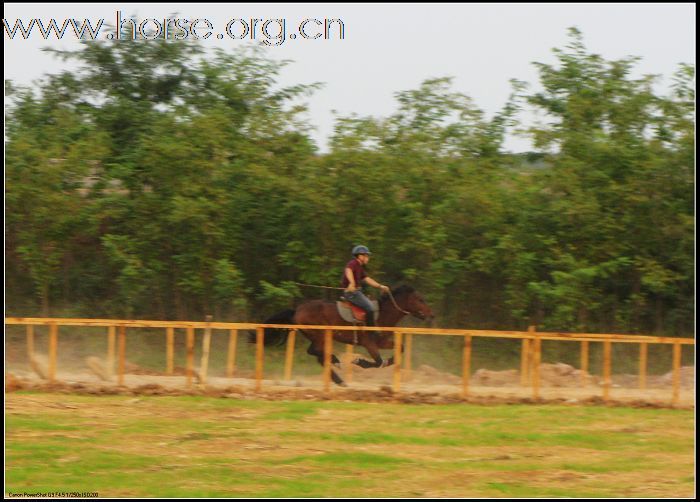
363,309,381,339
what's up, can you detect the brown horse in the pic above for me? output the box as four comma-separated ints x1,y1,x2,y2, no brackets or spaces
254,285,434,386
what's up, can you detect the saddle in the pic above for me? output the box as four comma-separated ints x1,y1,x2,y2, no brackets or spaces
336,299,379,324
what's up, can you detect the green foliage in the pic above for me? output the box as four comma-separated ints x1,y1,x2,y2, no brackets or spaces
257,281,301,310
5,30,694,336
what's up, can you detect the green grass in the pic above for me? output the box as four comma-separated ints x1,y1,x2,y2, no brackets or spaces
280,451,413,467
5,392,695,498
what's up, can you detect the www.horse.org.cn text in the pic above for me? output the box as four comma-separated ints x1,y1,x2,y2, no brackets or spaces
3,11,346,46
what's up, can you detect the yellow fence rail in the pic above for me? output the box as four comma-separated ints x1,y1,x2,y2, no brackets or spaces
5,317,694,405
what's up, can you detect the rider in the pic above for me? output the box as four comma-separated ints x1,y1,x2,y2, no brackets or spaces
341,245,390,329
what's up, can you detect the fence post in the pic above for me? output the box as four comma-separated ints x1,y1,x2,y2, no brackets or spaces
639,342,648,390
344,344,354,384
323,329,333,393
404,333,413,375
186,326,195,388
393,332,403,393
520,338,530,386
106,326,116,379
26,325,35,367
255,327,264,391
166,327,174,375
199,316,212,385
672,342,681,406
462,335,472,398
603,341,612,402
580,340,589,387
528,325,537,386
227,329,238,378
48,322,58,382
284,329,297,381
532,335,541,400
27,324,34,365
118,325,126,386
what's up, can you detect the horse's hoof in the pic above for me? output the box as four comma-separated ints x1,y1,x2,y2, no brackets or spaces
338,381,348,387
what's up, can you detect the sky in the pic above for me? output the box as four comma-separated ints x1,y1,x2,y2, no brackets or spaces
3,3,696,152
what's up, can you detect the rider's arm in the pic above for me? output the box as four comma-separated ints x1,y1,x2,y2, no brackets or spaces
364,276,389,291
344,268,356,291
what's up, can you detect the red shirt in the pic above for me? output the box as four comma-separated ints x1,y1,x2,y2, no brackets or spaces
341,258,367,288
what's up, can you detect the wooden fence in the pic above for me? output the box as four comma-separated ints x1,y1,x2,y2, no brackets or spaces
5,317,694,405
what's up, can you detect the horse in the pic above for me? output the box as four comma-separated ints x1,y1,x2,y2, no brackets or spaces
251,285,434,386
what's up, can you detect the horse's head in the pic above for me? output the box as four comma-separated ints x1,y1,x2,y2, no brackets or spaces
387,285,434,321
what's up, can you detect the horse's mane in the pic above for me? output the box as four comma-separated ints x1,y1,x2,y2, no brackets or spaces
380,285,415,303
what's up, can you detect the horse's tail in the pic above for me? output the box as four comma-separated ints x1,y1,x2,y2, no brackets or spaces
248,309,296,346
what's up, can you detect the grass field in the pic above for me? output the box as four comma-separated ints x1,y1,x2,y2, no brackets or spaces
5,392,695,498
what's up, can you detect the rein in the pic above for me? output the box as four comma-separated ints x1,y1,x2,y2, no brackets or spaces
294,281,411,316
293,281,345,290
386,289,411,315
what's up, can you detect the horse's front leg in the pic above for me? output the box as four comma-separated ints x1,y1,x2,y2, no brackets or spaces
376,332,400,366
352,336,387,369
375,332,396,350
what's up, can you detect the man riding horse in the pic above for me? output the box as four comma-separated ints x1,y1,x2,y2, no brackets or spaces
341,245,389,333
253,244,434,386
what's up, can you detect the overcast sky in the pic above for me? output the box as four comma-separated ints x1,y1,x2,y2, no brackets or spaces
4,3,696,152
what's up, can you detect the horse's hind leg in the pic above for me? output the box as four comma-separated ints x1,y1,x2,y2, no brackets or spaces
307,343,346,386
354,357,383,369
309,346,340,366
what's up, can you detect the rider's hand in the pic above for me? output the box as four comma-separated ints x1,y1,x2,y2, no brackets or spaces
380,284,390,292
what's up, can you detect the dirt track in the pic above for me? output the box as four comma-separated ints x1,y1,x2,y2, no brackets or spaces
6,355,695,409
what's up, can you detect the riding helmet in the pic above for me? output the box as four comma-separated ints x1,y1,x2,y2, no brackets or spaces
352,245,372,256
